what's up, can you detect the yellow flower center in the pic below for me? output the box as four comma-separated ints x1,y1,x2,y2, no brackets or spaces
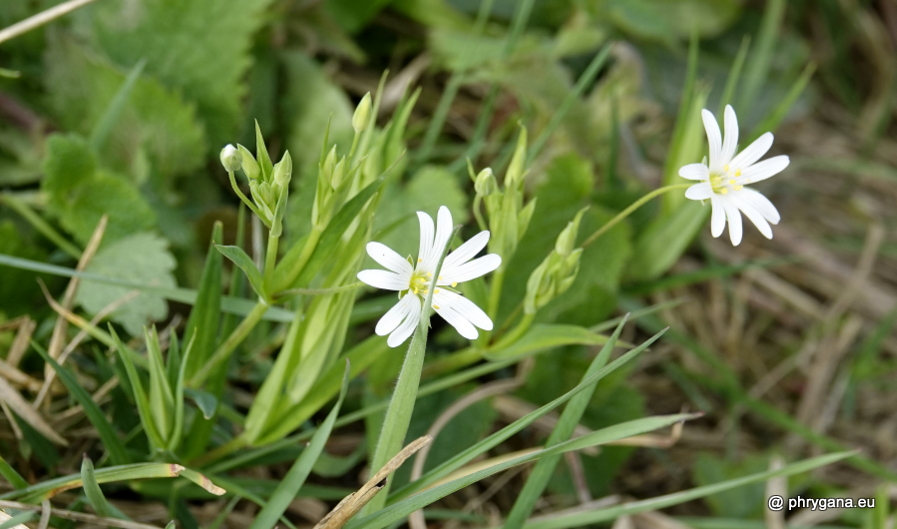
709,165,743,195
409,271,430,295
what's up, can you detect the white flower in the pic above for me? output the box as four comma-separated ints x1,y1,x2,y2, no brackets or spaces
357,206,502,347
680,105,789,246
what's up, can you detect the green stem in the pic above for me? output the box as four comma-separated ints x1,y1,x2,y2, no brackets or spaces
263,232,279,284
1,194,81,259
361,228,457,516
189,301,269,387
274,281,363,300
487,267,506,318
490,312,534,352
581,184,691,248
227,170,265,222
272,224,324,293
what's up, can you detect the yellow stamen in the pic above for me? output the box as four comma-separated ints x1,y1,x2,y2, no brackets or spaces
417,258,422,263
728,179,736,185
719,188,728,195
734,169,742,176
451,282,458,287
433,305,440,310
723,164,729,172
434,288,441,293
733,184,743,191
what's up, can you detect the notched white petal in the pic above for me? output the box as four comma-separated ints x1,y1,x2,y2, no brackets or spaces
375,294,417,336
684,183,713,201
387,295,421,347
722,200,743,246
679,163,710,181
729,132,773,170
444,231,490,269
738,155,789,185
701,109,723,170
440,254,502,284
721,105,739,165
366,241,413,275
357,270,408,291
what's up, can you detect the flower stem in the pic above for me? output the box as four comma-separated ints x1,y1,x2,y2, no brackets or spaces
263,231,279,284
361,228,457,517
580,183,691,248
189,301,269,387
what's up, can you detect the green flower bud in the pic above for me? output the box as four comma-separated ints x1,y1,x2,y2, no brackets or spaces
352,92,373,134
331,158,347,190
238,144,261,181
517,199,537,241
474,168,496,196
505,125,528,187
554,207,587,257
273,151,293,189
219,144,242,172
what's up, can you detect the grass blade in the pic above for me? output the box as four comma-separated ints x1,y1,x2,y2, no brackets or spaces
248,362,350,529
352,413,697,529
0,455,27,490
80,456,128,520
34,343,130,465
737,0,787,112
502,316,629,529
110,327,166,451
0,511,35,529
519,452,854,529
89,59,146,151
183,221,223,380
388,327,667,502
1,463,184,503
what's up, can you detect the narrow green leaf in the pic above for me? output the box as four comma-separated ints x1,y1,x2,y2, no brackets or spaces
0,511,35,529
169,331,197,452
2,463,183,503
185,388,218,420
718,36,751,116
502,316,629,529
81,456,129,520
484,324,615,361
0,253,294,323
89,59,146,151
737,0,787,111
109,327,166,451
183,221,223,380
626,200,709,281
248,362,351,529
273,177,384,291
216,245,266,301
146,327,175,443
519,452,854,529
0,454,28,489
34,345,130,465
749,62,816,142
353,414,697,529
389,327,668,501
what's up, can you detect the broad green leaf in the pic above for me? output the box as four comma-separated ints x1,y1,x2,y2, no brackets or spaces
248,363,350,529
76,232,177,336
91,0,276,145
41,134,96,206
35,346,130,465
600,0,740,42
44,36,206,180
216,245,266,301
81,456,129,520
57,172,157,246
484,324,613,361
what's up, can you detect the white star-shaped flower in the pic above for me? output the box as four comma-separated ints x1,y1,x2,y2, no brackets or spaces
358,206,502,347
680,105,789,246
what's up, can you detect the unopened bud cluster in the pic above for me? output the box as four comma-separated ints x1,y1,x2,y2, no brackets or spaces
220,124,293,236
524,208,587,314
472,126,536,263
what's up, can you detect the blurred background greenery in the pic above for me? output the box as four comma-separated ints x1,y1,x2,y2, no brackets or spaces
1,0,896,527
